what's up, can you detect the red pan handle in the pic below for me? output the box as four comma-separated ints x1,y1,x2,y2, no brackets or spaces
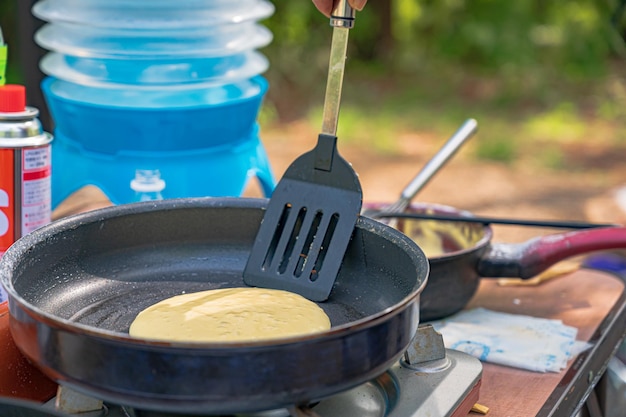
477,227,626,278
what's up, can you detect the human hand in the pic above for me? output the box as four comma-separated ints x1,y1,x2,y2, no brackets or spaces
312,0,367,17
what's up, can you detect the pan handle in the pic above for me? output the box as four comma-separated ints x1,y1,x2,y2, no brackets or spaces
477,227,626,278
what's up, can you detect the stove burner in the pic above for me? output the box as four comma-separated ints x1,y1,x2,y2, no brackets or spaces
10,326,482,417
32,350,480,417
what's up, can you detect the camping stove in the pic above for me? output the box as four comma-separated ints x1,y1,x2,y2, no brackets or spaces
29,325,482,417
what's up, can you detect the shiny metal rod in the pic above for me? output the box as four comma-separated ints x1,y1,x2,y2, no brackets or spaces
320,0,355,136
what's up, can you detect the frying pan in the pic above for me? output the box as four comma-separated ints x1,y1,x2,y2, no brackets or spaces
0,198,428,415
374,202,626,321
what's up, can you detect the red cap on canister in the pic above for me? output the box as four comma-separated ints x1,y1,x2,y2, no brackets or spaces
0,84,27,112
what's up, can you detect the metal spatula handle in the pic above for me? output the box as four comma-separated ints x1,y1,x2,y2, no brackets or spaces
365,119,477,218
400,118,478,201
321,0,355,136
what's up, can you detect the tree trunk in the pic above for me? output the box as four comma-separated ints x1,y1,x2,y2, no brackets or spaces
372,0,394,61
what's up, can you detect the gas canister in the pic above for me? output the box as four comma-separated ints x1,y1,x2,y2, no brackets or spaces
0,86,57,401
0,85,53,264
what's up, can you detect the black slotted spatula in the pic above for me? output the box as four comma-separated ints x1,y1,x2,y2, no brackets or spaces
243,1,362,302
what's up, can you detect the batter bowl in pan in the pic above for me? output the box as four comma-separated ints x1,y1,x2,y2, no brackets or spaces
0,198,428,414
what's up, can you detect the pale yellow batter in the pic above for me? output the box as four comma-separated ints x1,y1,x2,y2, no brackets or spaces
129,287,331,342
400,215,483,257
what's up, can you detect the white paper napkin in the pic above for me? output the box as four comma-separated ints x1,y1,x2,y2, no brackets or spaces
428,308,591,373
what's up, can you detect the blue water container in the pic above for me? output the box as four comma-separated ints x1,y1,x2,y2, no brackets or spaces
32,0,276,206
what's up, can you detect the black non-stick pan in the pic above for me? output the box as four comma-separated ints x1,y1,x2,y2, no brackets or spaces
0,198,428,415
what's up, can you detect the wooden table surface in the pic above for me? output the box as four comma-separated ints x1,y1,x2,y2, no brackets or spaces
466,269,625,417
52,187,626,417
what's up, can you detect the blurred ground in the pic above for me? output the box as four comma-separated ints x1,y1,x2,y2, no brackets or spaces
247,120,626,245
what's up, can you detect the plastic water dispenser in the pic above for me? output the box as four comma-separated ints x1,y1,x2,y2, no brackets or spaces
33,0,276,206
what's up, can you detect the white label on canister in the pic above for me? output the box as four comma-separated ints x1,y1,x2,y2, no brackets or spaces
21,146,52,234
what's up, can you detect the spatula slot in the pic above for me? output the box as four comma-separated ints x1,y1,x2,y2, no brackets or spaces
310,213,339,282
278,207,308,274
290,210,340,282
295,211,324,278
261,203,292,271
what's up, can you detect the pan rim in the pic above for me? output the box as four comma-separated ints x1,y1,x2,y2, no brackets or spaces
365,201,494,261
1,197,428,350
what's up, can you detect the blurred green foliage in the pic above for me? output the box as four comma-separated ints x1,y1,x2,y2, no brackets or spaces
261,0,626,167
264,0,623,77
1,0,623,167
2,0,622,104
403,0,617,74
0,0,21,84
